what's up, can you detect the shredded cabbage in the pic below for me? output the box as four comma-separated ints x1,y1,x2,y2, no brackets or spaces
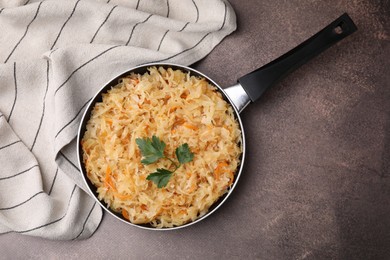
81,67,242,228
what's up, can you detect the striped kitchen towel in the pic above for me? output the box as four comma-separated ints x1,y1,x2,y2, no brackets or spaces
0,0,236,240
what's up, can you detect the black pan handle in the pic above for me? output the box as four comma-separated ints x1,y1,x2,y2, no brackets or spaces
238,13,357,103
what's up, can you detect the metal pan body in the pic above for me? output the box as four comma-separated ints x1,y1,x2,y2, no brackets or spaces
77,13,357,230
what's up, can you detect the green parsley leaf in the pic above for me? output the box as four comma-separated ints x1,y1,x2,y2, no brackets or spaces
175,143,194,164
136,136,194,188
135,135,166,165
151,135,166,155
146,168,173,188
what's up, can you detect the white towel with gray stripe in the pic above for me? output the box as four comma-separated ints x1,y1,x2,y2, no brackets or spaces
0,0,236,240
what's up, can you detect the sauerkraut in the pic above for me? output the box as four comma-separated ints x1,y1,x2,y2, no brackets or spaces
81,66,242,228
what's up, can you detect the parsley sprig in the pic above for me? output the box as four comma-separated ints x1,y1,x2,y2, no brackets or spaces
135,136,194,188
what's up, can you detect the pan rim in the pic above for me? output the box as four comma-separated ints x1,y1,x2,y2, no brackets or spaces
76,62,246,231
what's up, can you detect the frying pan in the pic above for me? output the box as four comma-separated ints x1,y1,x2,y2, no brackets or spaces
77,13,357,230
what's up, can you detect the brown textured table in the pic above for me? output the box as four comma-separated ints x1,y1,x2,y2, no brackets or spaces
1,1,389,259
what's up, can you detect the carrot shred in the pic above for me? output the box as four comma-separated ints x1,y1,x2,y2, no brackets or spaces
183,123,198,130
114,193,132,200
104,165,117,192
214,162,229,181
180,92,188,99
105,117,113,127
105,169,132,199
122,209,129,220
104,165,111,186
163,95,171,104
174,117,185,125
131,78,139,85
188,182,197,193
179,209,187,215
169,106,180,113
171,117,185,132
